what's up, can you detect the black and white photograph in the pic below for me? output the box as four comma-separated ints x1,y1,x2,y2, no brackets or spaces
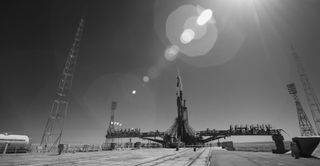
1,0,320,165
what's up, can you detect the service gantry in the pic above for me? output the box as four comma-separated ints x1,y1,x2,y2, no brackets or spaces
40,19,85,151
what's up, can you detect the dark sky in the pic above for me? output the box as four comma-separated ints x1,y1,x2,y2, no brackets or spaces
1,0,320,144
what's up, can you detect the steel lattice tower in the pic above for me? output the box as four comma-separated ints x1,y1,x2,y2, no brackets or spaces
108,101,117,133
287,83,316,136
291,45,320,135
40,19,85,150
105,101,117,145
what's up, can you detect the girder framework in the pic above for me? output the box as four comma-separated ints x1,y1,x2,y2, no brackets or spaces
287,83,316,136
40,19,85,151
105,73,284,148
291,45,320,135
106,123,282,143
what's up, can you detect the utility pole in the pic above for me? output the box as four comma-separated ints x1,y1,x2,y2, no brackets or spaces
291,45,320,135
40,19,85,151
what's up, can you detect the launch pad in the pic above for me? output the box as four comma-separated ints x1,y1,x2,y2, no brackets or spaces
105,73,287,153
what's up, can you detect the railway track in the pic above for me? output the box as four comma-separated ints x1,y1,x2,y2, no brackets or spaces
134,147,210,166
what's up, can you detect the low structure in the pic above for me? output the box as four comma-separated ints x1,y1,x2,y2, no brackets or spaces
292,136,320,157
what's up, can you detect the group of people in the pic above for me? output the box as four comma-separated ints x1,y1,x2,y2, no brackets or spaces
229,124,274,135
106,128,141,137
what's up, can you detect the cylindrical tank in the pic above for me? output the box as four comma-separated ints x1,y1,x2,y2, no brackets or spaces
0,134,29,144
0,133,30,153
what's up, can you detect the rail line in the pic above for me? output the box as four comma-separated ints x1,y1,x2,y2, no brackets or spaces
134,147,209,166
185,148,206,166
134,148,189,166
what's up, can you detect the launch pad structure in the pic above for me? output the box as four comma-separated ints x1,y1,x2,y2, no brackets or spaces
105,73,287,153
38,17,320,156
40,19,85,152
104,45,320,155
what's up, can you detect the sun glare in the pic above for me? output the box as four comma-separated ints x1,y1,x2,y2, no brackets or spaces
197,9,213,26
142,76,150,83
180,29,195,44
164,45,179,61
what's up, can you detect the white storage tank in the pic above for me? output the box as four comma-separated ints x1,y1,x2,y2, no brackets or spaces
0,133,30,153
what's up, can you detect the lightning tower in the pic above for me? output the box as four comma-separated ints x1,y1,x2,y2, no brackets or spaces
103,101,117,150
40,19,85,150
291,45,320,135
287,83,316,136
108,101,117,134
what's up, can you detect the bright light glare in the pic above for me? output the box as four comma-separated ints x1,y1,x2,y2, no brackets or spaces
143,76,149,83
164,45,179,61
180,29,195,44
197,9,213,26
132,90,136,94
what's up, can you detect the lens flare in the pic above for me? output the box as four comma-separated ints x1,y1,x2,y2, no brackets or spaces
165,4,218,58
180,29,195,44
183,16,207,41
142,76,150,83
164,45,180,61
197,9,213,26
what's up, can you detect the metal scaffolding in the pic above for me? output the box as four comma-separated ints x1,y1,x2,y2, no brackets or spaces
40,19,85,151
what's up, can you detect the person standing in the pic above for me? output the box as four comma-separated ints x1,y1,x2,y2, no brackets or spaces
58,144,64,155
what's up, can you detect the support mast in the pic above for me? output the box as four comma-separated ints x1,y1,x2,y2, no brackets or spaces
287,83,316,136
291,45,320,135
40,19,85,150
108,101,117,133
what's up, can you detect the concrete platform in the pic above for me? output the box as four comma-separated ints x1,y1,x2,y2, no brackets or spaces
210,149,320,166
0,148,210,166
1,147,319,166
